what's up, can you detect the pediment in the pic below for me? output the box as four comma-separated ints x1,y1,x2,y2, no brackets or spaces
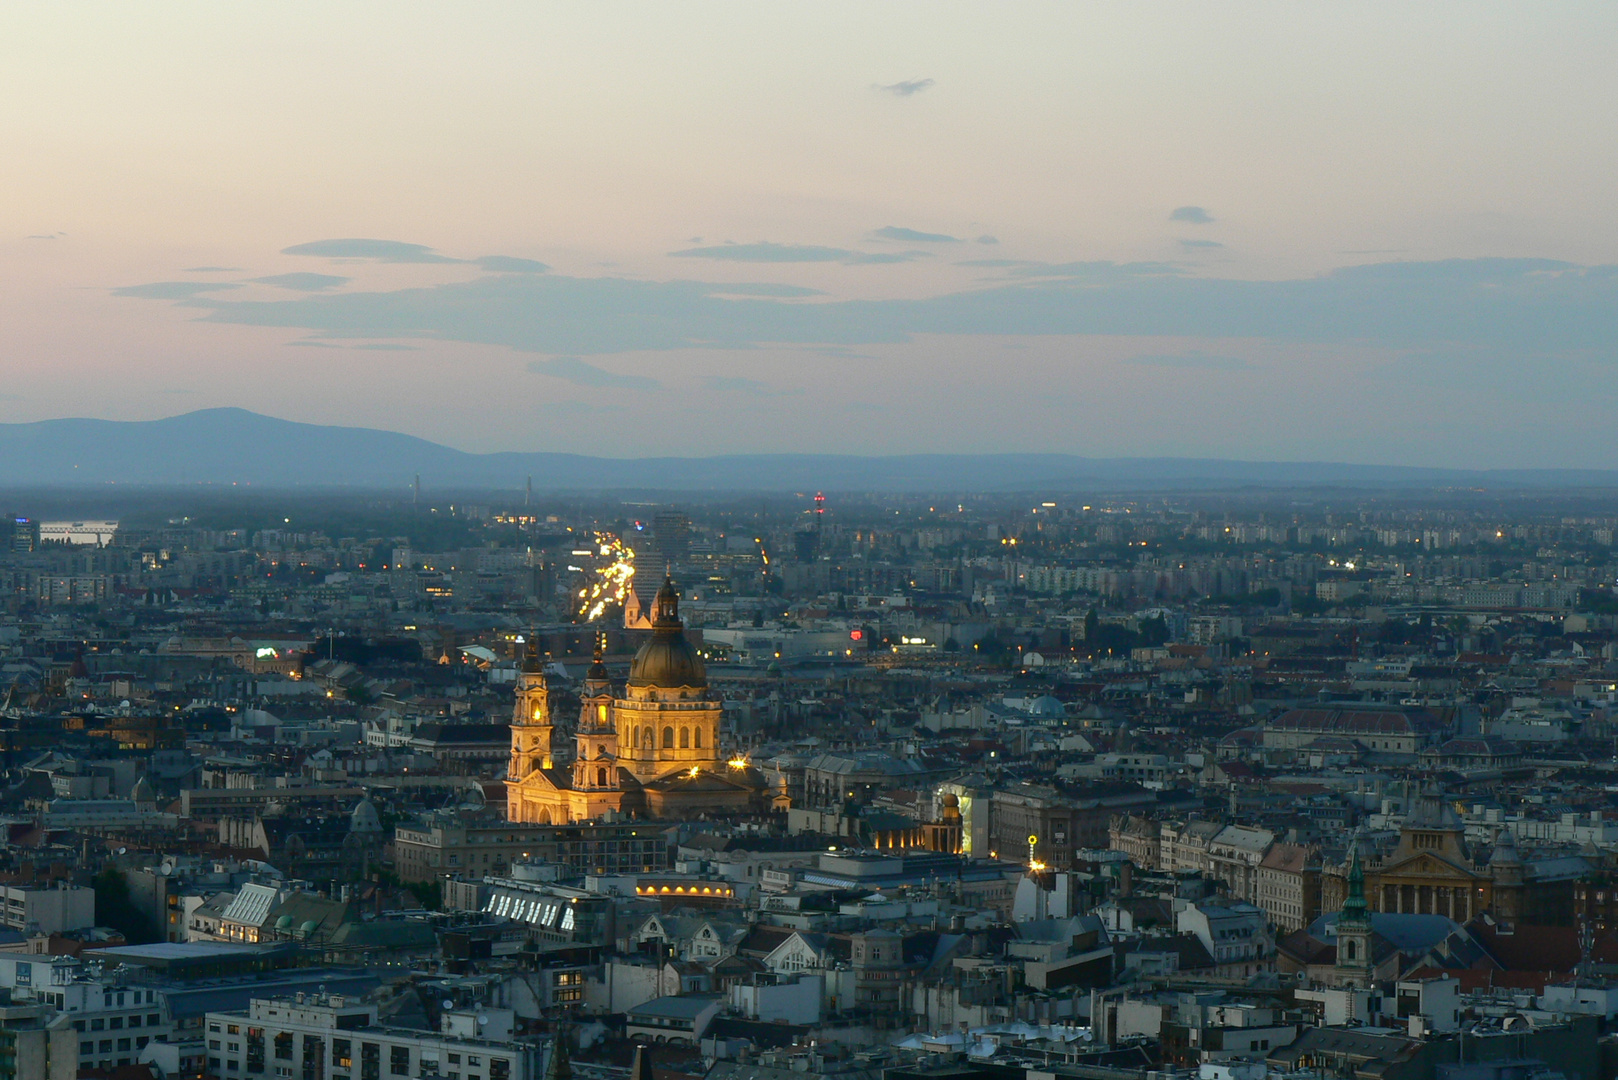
1377,852,1481,881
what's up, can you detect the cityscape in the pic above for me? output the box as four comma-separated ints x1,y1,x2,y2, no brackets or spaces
1,485,1618,1080
5,5,1618,1080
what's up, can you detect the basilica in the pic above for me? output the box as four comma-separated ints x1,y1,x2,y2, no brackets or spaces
505,577,772,824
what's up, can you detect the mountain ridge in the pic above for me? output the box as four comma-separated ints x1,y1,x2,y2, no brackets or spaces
0,408,1613,492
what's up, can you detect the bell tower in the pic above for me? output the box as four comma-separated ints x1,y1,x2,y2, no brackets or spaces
573,633,621,792
509,637,554,778
1334,839,1374,988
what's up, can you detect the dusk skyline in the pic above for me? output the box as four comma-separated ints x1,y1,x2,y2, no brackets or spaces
4,4,1617,466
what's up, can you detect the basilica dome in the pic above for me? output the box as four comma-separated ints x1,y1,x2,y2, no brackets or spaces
628,577,707,689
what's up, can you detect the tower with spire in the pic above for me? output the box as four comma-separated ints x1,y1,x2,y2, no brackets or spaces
507,637,555,781
572,633,621,795
1334,838,1374,988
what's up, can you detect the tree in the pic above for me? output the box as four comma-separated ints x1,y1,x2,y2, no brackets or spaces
1083,608,1100,643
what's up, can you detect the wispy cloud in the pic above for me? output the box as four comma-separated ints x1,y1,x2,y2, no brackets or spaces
669,241,924,265
281,238,463,263
1170,206,1214,224
477,255,550,274
874,78,934,97
25,232,64,240
871,226,960,244
1123,351,1251,371
1179,239,1224,251
183,266,242,272
527,357,660,390
113,281,242,300
704,375,802,397
252,272,349,291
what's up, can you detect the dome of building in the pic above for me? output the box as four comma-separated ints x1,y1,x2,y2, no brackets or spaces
350,796,383,833
1028,695,1065,719
1489,828,1521,866
628,578,706,689
131,775,156,805
276,914,295,930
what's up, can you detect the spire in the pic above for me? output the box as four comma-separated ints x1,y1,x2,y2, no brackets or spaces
629,1045,655,1080
521,634,544,674
585,631,610,685
1341,838,1370,926
545,1027,572,1080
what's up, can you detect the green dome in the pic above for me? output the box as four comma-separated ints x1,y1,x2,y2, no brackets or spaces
275,915,294,930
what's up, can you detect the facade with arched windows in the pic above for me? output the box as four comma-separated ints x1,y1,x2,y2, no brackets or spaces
506,579,769,825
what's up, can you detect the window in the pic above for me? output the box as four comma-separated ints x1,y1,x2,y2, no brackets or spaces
491,1061,510,1080
679,727,689,748
275,1032,294,1060
362,1043,381,1080
119,1039,131,1052
663,727,674,748
149,1014,161,1025
111,1017,123,1029
130,1016,142,1028
391,1046,410,1075
91,1019,104,1031
81,1041,93,1055
334,1040,353,1068
693,727,702,748
100,1040,113,1052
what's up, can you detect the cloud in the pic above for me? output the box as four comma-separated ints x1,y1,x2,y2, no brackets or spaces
350,342,418,351
998,260,1184,280
871,226,961,244
285,339,344,348
1123,352,1251,371
874,78,934,97
669,241,923,265
25,233,62,240
252,272,350,291
1179,239,1225,251
704,375,802,397
526,356,661,390
183,266,242,272
281,238,463,263
113,281,242,300
477,255,550,274
1170,206,1215,224
977,235,999,245
139,253,1618,367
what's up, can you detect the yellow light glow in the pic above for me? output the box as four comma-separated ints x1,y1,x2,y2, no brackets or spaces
728,756,749,769
577,531,636,621
689,766,701,777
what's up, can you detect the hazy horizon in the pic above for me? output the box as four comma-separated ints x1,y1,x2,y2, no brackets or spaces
4,4,1616,468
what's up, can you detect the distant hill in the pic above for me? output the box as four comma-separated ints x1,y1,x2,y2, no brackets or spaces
0,408,1614,492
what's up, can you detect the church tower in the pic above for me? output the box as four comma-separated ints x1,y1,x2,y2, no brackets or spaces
1334,839,1374,988
573,634,621,794
508,638,554,780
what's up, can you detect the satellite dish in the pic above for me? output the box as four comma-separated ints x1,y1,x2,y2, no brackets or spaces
443,1000,455,1012
477,1015,489,1026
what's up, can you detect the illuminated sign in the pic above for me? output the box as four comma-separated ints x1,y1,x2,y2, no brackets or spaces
849,629,863,641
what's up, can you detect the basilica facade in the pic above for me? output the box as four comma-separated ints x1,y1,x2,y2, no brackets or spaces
505,578,770,824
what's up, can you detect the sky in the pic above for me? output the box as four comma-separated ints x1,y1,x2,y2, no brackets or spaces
2,3,1617,467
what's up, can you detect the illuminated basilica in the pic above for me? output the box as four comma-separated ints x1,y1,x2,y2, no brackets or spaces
505,577,772,823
